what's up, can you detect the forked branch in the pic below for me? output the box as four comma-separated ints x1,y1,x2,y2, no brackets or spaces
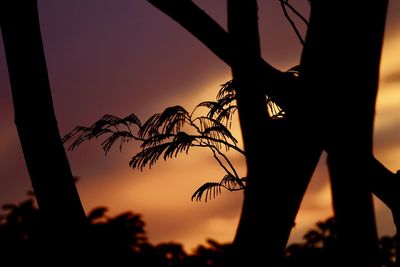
147,0,298,111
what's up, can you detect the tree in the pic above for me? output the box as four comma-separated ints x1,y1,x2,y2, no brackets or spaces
64,0,400,266
146,1,400,266
283,217,397,267
64,81,248,202
6,0,398,265
0,0,87,261
1,191,397,266
302,1,396,266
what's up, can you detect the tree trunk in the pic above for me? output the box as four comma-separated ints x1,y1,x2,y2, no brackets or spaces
227,1,322,266
301,0,389,266
0,0,87,256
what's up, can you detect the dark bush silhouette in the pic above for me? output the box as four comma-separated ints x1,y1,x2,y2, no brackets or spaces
0,194,396,266
283,217,396,267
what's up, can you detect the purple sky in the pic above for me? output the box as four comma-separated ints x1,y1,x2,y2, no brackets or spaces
1,0,400,251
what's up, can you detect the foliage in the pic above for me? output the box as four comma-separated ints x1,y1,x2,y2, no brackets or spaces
0,196,396,266
64,80,291,202
0,194,234,266
63,81,247,202
282,217,397,267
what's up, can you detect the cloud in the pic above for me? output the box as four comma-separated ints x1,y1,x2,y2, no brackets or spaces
382,71,400,84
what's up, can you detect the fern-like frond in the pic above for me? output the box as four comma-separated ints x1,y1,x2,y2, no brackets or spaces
122,113,142,128
140,133,174,148
191,175,247,202
130,132,195,170
217,80,235,100
196,101,222,118
63,125,113,151
215,105,238,128
191,182,222,202
129,143,171,171
194,116,238,149
101,130,136,154
220,174,247,191
63,113,141,151
139,106,190,138
201,125,237,146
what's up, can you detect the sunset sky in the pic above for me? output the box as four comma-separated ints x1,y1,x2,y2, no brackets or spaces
1,0,400,252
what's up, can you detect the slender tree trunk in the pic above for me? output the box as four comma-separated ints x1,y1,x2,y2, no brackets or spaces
301,1,389,266
0,0,87,255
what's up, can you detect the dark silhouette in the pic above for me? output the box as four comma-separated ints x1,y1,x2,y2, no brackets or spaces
302,1,395,266
145,1,400,266
64,0,400,266
1,0,398,265
0,194,396,266
0,193,232,266
0,1,86,223
64,81,247,202
0,0,88,262
283,217,397,267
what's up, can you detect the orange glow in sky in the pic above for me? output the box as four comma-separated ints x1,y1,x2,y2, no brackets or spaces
0,0,399,253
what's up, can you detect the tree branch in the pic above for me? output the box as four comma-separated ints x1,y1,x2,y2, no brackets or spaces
280,0,309,26
214,146,240,179
362,157,400,266
365,157,400,213
147,0,295,110
280,0,305,45
193,135,245,155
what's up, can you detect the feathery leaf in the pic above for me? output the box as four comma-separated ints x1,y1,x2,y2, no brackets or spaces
191,175,247,202
139,106,189,138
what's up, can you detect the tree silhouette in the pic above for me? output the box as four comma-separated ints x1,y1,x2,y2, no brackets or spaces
283,217,338,267
0,0,86,228
149,1,400,266
64,0,400,266
0,193,397,266
283,217,397,267
2,0,399,266
0,0,88,262
64,81,250,202
0,192,234,266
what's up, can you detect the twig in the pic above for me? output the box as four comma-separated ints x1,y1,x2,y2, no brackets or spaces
280,0,305,45
282,0,309,26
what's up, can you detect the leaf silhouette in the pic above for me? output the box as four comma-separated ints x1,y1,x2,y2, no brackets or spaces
139,105,190,138
130,132,195,170
64,80,246,201
195,80,238,128
63,113,141,152
191,175,247,202
191,182,222,202
194,116,238,150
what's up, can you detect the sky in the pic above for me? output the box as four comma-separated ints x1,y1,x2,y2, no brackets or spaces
1,0,400,252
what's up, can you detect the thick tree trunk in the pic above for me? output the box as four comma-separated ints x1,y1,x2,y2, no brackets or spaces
328,156,379,267
301,1,389,266
227,1,322,266
0,0,87,253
